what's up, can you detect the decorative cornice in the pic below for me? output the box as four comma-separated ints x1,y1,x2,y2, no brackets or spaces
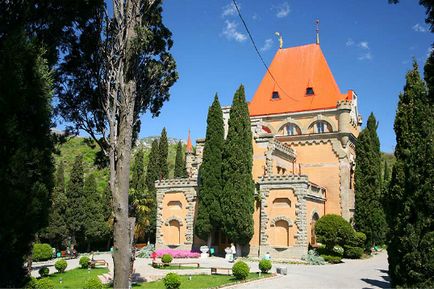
155,178,198,189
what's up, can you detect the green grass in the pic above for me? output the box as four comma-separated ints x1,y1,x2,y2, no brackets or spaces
47,267,109,288
136,273,272,289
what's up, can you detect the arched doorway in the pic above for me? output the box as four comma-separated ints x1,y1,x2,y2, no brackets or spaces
310,213,320,245
167,220,180,245
274,220,290,247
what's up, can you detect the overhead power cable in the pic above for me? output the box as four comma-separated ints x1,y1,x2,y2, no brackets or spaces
231,0,297,101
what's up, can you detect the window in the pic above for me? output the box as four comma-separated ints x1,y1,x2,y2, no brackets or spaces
272,91,280,99
306,87,314,95
286,124,296,135
316,121,325,133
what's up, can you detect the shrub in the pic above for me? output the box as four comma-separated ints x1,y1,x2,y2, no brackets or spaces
315,245,343,257
79,256,90,269
344,246,364,259
83,277,103,289
259,259,272,273
35,278,54,289
349,231,367,248
302,250,326,265
24,277,38,289
32,243,53,261
163,273,181,289
54,259,67,273
136,244,155,258
154,249,200,258
38,266,49,277
161,253,173,264
315,214,355,250
321,255,342,264
333,245,344,257
232,261,250,280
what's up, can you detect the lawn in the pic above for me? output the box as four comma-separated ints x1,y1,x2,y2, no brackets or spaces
136,273,272,289
47,267,109,288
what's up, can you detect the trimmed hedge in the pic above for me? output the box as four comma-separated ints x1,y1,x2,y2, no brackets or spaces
38,267,49,277
349,231,367,248
344,246,364,259
161,254,173,264
35,278,54,289
32,243,53,262
259,259,272,273
315,214,355,250
54,259,67,273
79,256,90,269
232,261,250,280
163,272,181,289
83,277,103,289
321,255,342,264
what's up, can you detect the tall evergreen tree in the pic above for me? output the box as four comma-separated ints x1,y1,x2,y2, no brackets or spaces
385,60,434,288
174,141,185,178
354,113,387,247
221,85,255,251
83,174,108,251
65,155,85,246
159,128,169,179
145,140,160,243
102,183,113,250
195,95,225,243
41,162,68,248
0,31,54,286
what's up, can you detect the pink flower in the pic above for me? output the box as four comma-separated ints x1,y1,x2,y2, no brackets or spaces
155,249,200,258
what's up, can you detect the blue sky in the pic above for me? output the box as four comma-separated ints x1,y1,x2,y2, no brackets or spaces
121,1,432,152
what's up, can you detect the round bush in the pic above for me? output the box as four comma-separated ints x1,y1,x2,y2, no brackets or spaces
321,255,342,264
163,272,181,289
35,278,54,289
259,259,272,273
54,259,67,273
38,266,49,277
344,246,364,259
83,277,103,289
161,253,173,264
79,256,90,269
315,214,355,250
350,231,367,248
232,261,250,280
32,243,53,262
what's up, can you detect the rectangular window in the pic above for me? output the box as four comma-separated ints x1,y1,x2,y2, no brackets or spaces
287,124,294,135
272,91,280,99
316,122,325,133
306,87,314,95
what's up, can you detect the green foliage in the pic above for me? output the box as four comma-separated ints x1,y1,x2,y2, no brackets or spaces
79,256,90,269
161,254,173,264
174,141,185,178
321,255,342,264
83,277,103,289
159,128,169,179
38,267,49,278
54,259,68,273
163,273,181,289
385,59,434,288
258,259,272,273
354,113,387,247
145,139,160,243
33,244,53,262
221,85,255,247
0,31,54,287
315,245,344,257
195,95,225,241
349,232,367,248
24,277,38,289
343,246,364,259
315,214,355,251
232,261,250,280
302,250,326,265
35,278,54,289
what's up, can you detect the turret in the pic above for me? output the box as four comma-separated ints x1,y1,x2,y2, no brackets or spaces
185,130,193,177
336,100,352,148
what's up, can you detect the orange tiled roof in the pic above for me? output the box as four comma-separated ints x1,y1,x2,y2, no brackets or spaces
249,43,352,116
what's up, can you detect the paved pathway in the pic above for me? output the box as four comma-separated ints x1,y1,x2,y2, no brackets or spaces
32,252,390,288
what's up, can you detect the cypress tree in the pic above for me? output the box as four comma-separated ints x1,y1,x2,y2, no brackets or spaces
195,95,225,243
385,60,434,288
83,174,108,251
145,140,160,243
354,113,387,247
174,141,185,178
0,31,54,285
221,85,255,251
159,128,169,179
65,155,85,246
41,162,68,248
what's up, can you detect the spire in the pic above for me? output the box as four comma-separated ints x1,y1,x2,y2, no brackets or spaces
275,32,283,49
186,129,193,153
315,19,320,45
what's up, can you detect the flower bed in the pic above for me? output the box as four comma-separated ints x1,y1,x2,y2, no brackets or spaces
155,249,200,258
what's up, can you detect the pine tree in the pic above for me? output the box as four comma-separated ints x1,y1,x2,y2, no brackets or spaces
65,155,85,246
221,85,255,251
41,162,68,248
195,95,225,243
174,141,185,178
159,128,169,179
102,183,113,250
354,113,387,247
385,60,434,287
0,31,54,286
145,140,160,243
83,174,108,251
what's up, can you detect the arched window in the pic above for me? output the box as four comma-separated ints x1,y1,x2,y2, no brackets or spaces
278,123,301,136
167,220,181,245
309,121,332,133
310,213,320,245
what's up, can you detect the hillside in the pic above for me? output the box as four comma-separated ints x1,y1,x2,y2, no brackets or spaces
54,136,185,192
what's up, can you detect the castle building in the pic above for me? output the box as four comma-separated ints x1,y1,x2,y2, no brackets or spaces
155,42,362,259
